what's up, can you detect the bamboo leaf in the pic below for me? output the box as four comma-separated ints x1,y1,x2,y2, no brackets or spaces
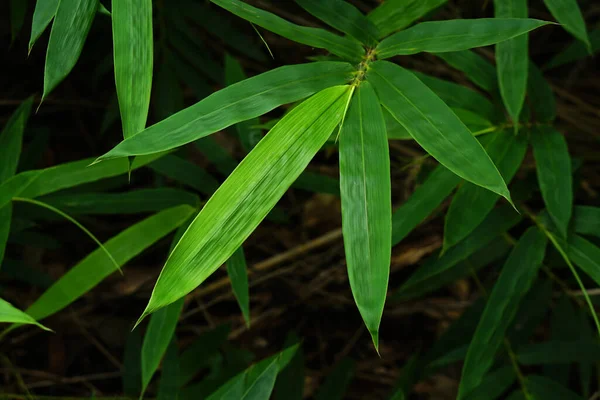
123,330,143,397
434,50,498,92
43,0,98,101
29,0,59,52
142,299,185,394
526,375,584,400
340,82,390,349
273,334,304,400
494,0,529,125
95,62,354,161
391,165,460,245
315,358,355,400
528,62,556,122
531,127,573,238
517,340,600,364
0,298,49,331
210,0,364,62
545,29,600,69
463,367,516,400
368,0,447,39
296,0,380,46
543,0,590,50
376,18,549,58
572,206,600,238
368,61,510,201
443,130,527,250
561,234,600,287
457,227,547,399
149,154,220,196
10,0,27,43
112,0,153,139
157,339,180,400
227,247,251,327
21,205,195,322
139,86,352,320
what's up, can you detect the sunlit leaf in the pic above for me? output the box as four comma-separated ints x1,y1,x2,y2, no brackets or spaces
368,0,446,38
340,82,390,349
376,18,549,58
458,227,547,399
543,0,590,50
0,298,49,331
368,61,510,200
96,62,354,161
112,0,153,139
43,0,98,101
140,86,352,319
227,246,250,327
494,0,528,125
210,0,364,62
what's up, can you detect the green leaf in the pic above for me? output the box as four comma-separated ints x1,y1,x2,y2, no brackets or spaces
210,0,364,62
123,329,143,397
413,72,498,121
531,127,573,238
273,334,304,400
241,359,279,400
376,18,549,59
443,130,527,250
545,29,600,69
149,154,220,196
227,247,251,327
153,59,185,121
561,234,600,287
494,0,529,125
0,97,33,267
526,375,584,400
10,0,27,43
43,0,98,101
434,50,498,92
29,0,59,52
368,0,447,39
0,153,165,210
528,62,556,122
139,86,352,320
296,0,380,46
457,227,547,399
543,0,590,50
463,367,516,400
340,82,390,349
517,340,600,365
158,339,180,400
572,206,600,238
391,165,457,245
142,299,185,394
315,358,355,400
544,296,577,383
368,61,510,201
0,298,49,331
506,279,554,346
112,0,153,139
21,205,195,322
95,62,354,161
41,188,200,215
224,55,261,152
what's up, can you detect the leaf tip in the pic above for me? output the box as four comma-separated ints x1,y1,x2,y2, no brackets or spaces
369,330,380,356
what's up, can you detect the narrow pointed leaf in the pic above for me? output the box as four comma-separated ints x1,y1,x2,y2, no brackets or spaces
528,62,556,122
241,359,279,400
157,339,180,400
29,0,59,51
543,0,590,50
96,62,354,161
141,86,352,318
398,205,520,298
227,247,250,327
149,155,220,195
0,298,49,331
22,205,195,322
443,130,527,250
368,0,447,39
463,367,516,400
545,29,600,69
434,50,498,92
112,0,153,139
43,0,98,100
273,334,304,400
340,82,390,348
315,358,355,400
562,234,600,287
392,165,460,246
517,340,600,365
527,375,584,400
123,330,143,397
369,61,510,200
458,228,547,399
544,296,577,383
210,0,364,62
531,126,573,238
10,0,27,43
494,0,529,125
376,18,549,58
296,0,380,46
142,299,185,393
572,206,600,238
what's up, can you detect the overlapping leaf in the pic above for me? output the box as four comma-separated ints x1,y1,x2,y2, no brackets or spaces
29,0,59,51
0,298,49,331
435,50,498,92
543,0,590,50
227,247,251,327
368,0,447,38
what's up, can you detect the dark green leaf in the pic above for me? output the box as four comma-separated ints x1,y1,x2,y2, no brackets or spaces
376,18,548,58
158,339,179,400
527,375,584,400
123,329,143,397
273,334,304,400
518,340,600,364
43,0,98,100
96,62,354,161
463,367,516,400
149,154,220,195
210,0,364,62
340,82,391,349
543,0,590,50
153,59,185,121
531,127,573,238
528,62,556,122
368,0,446,39
10,0,27,43
227,247,250,327
29,0,59,52
562,234,600,286
545,29,600,69
315,358,355,400
458,227,547,399
435,50,498,92
572,206,600,238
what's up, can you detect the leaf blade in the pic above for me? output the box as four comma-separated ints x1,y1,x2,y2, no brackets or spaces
227,247,251,327
0,298,50,331
368,0,447,39
29,0,59,51
543,0,590,50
